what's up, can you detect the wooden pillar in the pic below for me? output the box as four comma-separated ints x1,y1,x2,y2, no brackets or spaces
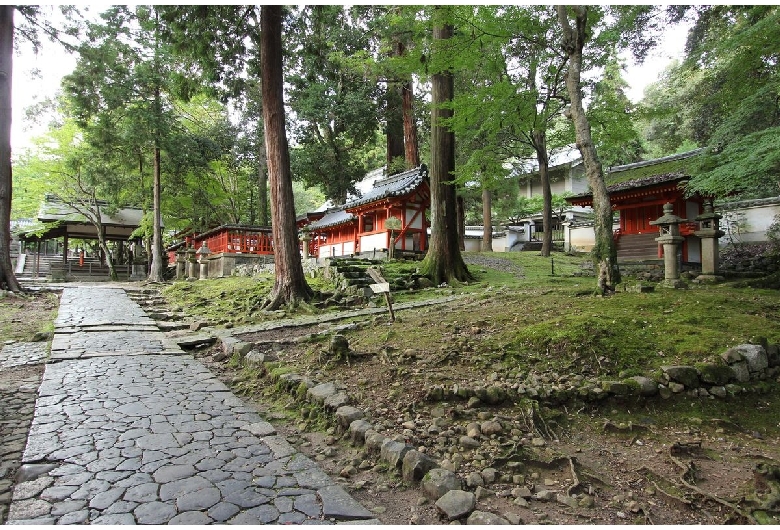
62,234,69,264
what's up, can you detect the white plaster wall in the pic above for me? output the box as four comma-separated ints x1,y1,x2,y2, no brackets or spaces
686,237,701,263
360,233,387,252
405,209,424,228
720,202,780,244
464,239,481,252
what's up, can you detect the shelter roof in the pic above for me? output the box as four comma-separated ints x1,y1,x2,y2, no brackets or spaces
20,194,146,241
37,194,145,227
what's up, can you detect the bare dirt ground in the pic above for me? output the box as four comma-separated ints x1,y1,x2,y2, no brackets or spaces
191,318,780,525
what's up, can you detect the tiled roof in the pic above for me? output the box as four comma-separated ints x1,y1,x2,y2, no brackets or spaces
306,209,356,230
306,166,428,230
605,172,687,194
345,166,428,209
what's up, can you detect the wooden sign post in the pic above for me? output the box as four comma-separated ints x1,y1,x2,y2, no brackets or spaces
366,267,395,322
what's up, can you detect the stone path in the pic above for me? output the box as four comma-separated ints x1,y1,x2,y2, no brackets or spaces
7,286,375,525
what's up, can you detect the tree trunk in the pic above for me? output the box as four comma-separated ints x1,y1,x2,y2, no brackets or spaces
148,144,164,282
261,5,312,310
258,143,268,226
147,12,165,283
402,79,420,168
481,187,493,252
457,194,465,251
532,129,553,257
0,6,20,292
386,70,405,173
420,9,472,286
91,202,117,281
556,5,619,292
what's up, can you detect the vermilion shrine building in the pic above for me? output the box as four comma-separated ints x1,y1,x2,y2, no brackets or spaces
299,165,430,260
567,150,709,264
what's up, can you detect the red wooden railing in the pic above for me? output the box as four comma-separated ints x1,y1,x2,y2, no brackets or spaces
202,230,274,254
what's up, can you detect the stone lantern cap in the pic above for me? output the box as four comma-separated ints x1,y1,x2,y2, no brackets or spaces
650,202,687,227
694,202,722,222
196,243,211,260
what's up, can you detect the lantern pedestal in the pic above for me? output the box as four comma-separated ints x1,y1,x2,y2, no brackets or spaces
650,203,687,289
694,203,725,283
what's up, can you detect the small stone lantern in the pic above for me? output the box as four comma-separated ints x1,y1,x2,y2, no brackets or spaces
196,243,211,280
650,203,687,288
186,247,198,279
175,250,187,280
301,231,311,260
694,202,725,283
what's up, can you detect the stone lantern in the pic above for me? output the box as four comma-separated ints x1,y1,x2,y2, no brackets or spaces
300,231,311,260
186,247,198,279
175,250,187,280
196,243,211,280
650,202,687,288
694,201,725,283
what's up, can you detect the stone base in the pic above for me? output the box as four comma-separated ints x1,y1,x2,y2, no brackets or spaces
693,274,724,284
660,278,687,289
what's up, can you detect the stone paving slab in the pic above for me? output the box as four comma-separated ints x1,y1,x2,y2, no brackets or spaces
54,287,156,329
9,354,373,524
0,342,48,369
50,330,167,361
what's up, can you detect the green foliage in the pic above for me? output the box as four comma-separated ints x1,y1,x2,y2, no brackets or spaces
587,54,643,168
640,6,780,199
287,6,381,204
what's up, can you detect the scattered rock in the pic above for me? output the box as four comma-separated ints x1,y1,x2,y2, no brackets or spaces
435,490,476,521
422,468,461,501
466,510,510,525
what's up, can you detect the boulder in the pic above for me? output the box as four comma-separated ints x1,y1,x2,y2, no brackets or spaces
435,490,475,520
307,382,338,404
221,337,253,356
335,406,364,429
422,468,461,501
364,430,388,454
630,376,658,397
380,440,411,470
730,362,750,383
662,366,700,388
466,510,510,525
697,364,734,386
738,345,769,373
480,420,503,436
349,420,373,445
323,392,349,411
402,450,437,482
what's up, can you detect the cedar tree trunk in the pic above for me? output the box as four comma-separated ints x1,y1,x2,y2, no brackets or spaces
420,11,472,285
0,6,20,291
481,187,493,252
261,5,312,309
557,5,620,292
532,129,553,257
258,144,268,226
148,144,164,282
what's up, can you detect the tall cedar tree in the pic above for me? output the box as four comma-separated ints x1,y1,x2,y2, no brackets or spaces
261,6,313,310
557,5,620,293
420,8,472,286
0,6,20,291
